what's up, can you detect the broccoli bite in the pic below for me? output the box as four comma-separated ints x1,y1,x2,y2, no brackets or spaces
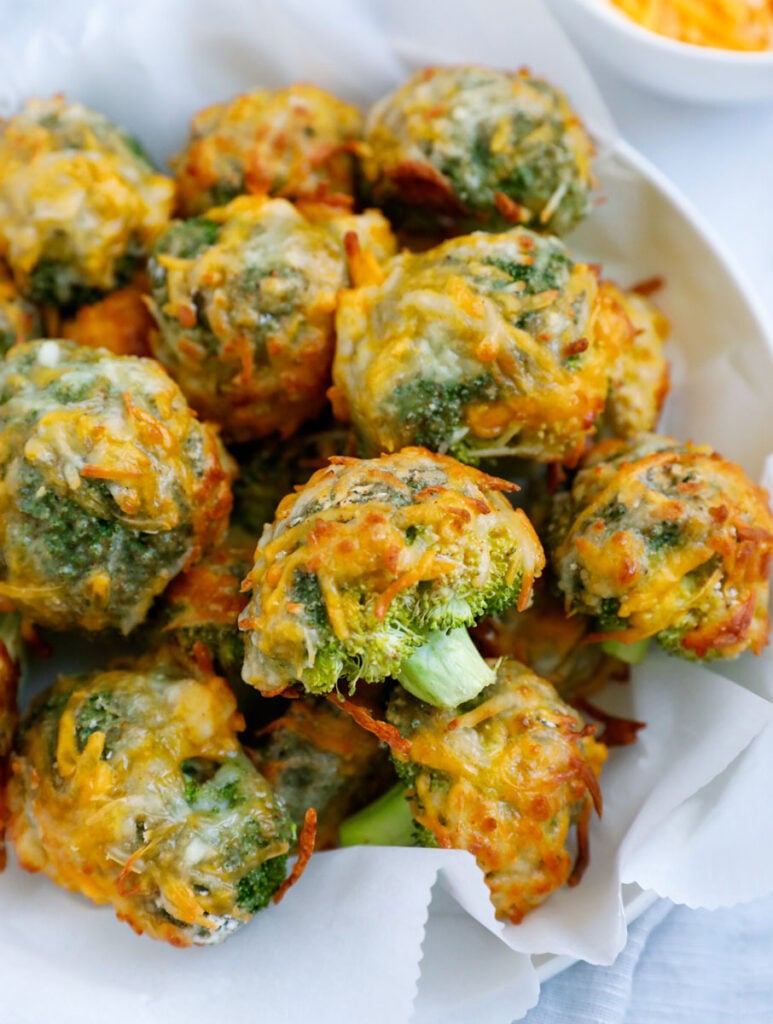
373,659,606,922
599,281,670,439
148,196,396,442
0,97,173,309
250,695,392,849
231,418,353,537
0,264,42,355
240,447,545,707
7,650,296,946
549,434,773,659
361,65,594,237
473,577,629,703
331,228,618,465
171,84,363,217
0,340,232,633
61,279,154,357
0,611,23,870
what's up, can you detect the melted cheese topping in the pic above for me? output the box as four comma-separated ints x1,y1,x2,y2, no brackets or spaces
333,228,617,464
362,65,594,235
552,434,773,658
388,659,606,923
240,447,545,694
149,196,396,442
0,97,173,297
172,83,363,217
7,653,292,946
0,341,232,632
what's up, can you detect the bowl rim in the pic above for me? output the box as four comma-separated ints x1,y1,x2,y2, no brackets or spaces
567,0,773,64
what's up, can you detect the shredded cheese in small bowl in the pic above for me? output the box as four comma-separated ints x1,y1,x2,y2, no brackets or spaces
609,0,773,52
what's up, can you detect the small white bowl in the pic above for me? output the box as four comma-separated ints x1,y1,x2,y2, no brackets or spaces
548,0,773,103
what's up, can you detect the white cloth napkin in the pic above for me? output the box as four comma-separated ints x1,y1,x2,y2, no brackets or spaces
522,894,773,1024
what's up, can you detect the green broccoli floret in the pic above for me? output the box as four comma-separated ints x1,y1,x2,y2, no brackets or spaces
390,374,498,462
294,557,523,707
236,856,290,913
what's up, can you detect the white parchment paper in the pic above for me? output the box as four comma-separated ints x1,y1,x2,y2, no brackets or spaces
1,2,772,1022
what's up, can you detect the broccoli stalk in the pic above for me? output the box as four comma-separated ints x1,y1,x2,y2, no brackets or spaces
339,783,414,847
600,637,650,665
395,626,495,708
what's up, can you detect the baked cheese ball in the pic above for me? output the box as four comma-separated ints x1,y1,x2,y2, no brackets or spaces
0,264,42,356
148,196,396,442
0,97,173,309
0,340,232,633
361,65,594,237
549,434,773,659
240,448,545,707
600,281,670,439
387,658,606,923
7,651,295,946
171,83,363,217
331,228,617,465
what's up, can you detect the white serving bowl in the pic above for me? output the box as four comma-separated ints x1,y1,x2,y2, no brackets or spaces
548,0,773,103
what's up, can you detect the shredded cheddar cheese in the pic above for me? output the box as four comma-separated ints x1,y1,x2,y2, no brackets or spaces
610,0,773,50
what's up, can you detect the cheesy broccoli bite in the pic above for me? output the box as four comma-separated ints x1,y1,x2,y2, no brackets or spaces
250,696,392,850
600,281,670,439
331,228,617,465
240,448,545,708
148,196,396,442
344,659,605,923
0,264,42,356
7,651,296,946
361,65,594,237
0,97,173,309
172,84,363,217
549,434,773,660
0,340,232,634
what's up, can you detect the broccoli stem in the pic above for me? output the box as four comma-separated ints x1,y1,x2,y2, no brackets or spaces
338,783,414,847
396,626,496,708
600,637,650,665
